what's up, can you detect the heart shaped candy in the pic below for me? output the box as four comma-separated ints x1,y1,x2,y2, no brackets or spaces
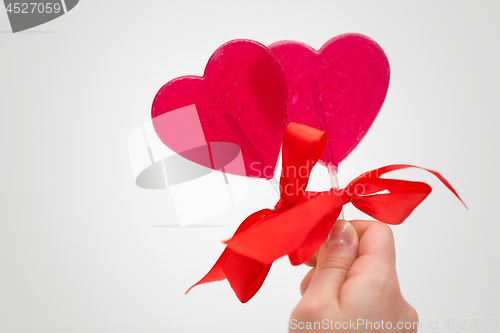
152,39,288,179
269,33,390,167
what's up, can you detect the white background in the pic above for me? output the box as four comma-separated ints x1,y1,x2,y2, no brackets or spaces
1,1,499,332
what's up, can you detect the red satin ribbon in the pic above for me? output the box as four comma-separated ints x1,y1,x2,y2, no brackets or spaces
187,123,466,303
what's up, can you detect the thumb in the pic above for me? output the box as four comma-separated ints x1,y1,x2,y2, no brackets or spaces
303,219,359,304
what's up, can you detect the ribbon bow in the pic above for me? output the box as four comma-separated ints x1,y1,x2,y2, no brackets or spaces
187,123,466,303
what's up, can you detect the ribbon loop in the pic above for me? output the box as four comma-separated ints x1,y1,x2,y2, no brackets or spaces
280,122,327,205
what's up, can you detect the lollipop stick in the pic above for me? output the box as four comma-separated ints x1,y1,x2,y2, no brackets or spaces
220,166,236,208
327,163,345,220
269,177,280,195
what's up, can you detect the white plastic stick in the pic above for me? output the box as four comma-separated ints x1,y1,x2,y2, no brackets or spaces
327,163,345,220
269,177,280,195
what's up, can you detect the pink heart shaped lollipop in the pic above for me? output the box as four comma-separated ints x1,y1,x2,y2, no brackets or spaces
269,33,390,167
152,39,288,179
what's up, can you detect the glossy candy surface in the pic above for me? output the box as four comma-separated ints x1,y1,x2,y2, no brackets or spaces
269,34,390,167
152,39,288,179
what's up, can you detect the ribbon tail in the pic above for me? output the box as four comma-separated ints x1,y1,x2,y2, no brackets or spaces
355,164,467,209
225,192,346,265
186,248,230,294
349,163,467,224
187,244,273,303
186,209,274,300
223,251,271,303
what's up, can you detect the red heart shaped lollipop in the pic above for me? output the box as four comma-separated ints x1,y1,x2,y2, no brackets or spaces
152,40,288,179
269,33,390,168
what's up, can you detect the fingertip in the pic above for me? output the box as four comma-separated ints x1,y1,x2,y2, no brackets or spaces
348,220,397,273
302,220,360,303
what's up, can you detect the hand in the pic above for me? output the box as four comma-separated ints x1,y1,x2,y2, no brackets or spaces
290,220,418,332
